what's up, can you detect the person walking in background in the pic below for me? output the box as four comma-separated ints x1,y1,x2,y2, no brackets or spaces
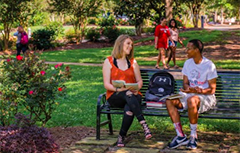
166,19,185,69
102,35,152,147
13,26,28,56
154,17,175,70
165,39,218,150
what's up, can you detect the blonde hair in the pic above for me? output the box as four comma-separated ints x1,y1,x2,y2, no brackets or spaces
111,35,134,59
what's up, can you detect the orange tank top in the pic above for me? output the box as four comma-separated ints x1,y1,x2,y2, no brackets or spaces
106,56,141,99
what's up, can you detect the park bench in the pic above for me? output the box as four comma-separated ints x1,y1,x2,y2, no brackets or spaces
96,69,240,140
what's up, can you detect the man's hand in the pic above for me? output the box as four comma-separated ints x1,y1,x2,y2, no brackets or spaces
194,86,203,94
180,87,196,93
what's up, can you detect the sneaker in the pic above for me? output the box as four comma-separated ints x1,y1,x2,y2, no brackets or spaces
186,136,198,149
116,135,125,147
168,134,189,149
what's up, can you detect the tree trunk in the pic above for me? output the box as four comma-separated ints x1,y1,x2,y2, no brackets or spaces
165,0,173,22
221,5,224,24
214,9,218,23
135,23,142,36
3,25,10,51
192,13,199,28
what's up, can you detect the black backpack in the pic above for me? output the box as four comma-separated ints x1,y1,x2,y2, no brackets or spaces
145,71,175,102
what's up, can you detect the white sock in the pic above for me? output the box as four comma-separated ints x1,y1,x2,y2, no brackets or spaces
190,123,197,138
173,122,184,137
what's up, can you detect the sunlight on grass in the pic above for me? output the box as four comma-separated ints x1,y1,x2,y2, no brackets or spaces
45,65,240,133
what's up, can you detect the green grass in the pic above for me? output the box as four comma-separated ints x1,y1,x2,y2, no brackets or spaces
40,44,240,69
41,30,223,62
46,65,240,133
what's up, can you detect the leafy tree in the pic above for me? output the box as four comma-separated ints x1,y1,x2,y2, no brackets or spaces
229,0,240,20
114,0,152,36
48,0,102,43
0,0,31,51
179,0,205,28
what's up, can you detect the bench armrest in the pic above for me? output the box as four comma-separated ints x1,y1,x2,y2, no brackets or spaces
97,93,106,106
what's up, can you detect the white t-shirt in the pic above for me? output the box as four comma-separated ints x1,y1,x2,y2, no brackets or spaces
182,57,218,89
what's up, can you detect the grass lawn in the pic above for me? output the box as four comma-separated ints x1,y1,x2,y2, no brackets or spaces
40,29,240,69
46,65,240,133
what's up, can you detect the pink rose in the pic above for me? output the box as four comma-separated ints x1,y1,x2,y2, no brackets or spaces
29,91,34,95
54,64,58,69
40,71,46,76
6,59,11,62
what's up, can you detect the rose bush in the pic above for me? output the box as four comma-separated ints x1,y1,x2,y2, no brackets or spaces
0,53,71,126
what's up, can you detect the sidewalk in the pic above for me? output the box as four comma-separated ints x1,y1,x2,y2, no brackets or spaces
62,130,239,153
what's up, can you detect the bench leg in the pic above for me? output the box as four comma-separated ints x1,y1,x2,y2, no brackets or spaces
107,114,113,135
96,105,101,140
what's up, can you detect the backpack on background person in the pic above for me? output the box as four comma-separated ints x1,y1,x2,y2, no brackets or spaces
20,32,29,45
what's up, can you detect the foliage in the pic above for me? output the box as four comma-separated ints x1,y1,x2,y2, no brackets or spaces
45,21,65,40
0,53,71,126
0,0,31,50
65,28,81,43
141,27,155,34
86,28,101,42
0,113,59,153
29,11,50,26
98,14,118,27
119,28,136,36
179,0,205,28
48,0,102,43
30,29,55,50
114,0,152,36
87,17,98,25
0,36,16,51
103,26,120,42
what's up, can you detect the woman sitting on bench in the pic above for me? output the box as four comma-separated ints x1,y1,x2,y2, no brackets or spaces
102,35,152,147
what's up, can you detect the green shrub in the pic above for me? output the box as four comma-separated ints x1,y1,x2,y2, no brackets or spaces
117,19,129,25
141,27,155,33
88,17,98,25
119,28,136,36
103,26,120,42
30,29,55,50
98,14,118,28
65,29,81,43
45,21,64,40
175,19,184,28
86,28,101,42
0,36,16,51
0,53,71,126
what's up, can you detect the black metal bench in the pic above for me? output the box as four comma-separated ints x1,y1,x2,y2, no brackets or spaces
96,69,240,140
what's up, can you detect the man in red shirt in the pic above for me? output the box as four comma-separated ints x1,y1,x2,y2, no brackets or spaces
154,17,174,69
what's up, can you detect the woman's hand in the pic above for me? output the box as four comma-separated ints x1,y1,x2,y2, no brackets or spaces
127,87,138,95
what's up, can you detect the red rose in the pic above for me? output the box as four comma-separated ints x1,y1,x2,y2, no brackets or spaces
16,55,23,61
58,87,62,91
29,91,34,95
40,71,46,76
6,59,11,62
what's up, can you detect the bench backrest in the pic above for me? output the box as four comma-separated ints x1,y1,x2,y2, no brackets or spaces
140,69,240,119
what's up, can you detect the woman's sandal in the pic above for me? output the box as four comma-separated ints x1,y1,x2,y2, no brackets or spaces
155,65,160,69
173,65,179,69
163,65,169,70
